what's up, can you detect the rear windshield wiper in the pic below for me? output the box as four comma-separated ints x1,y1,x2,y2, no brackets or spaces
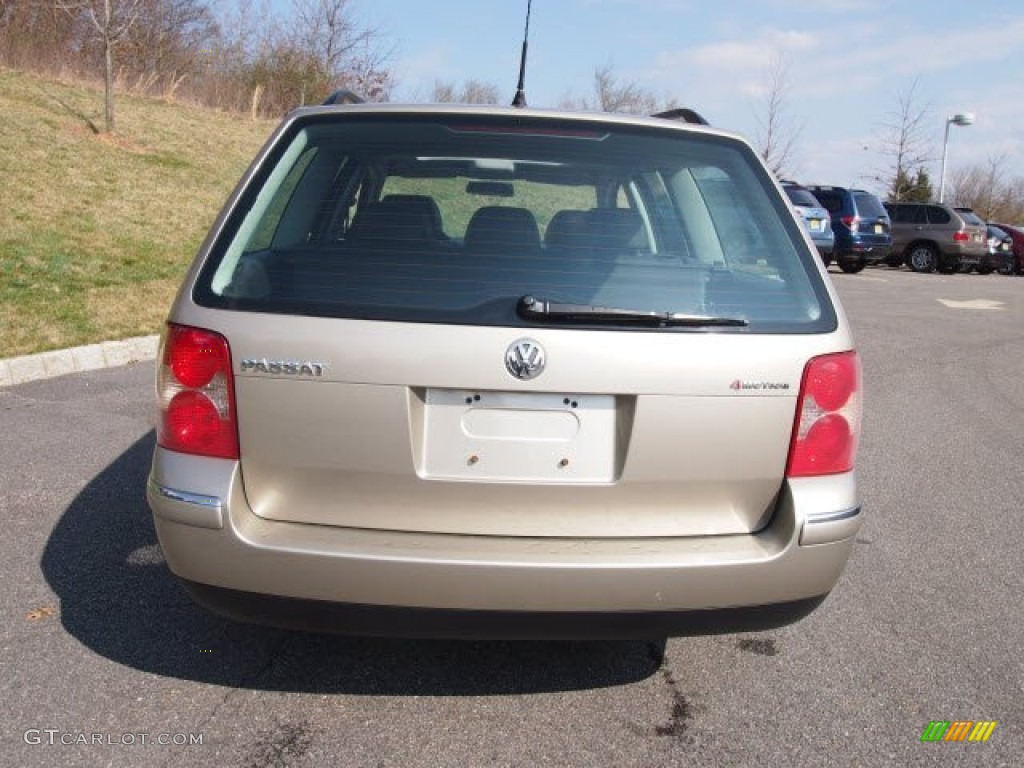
517,296,748,327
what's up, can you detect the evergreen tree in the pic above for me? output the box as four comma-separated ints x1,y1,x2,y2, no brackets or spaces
906,167,933,202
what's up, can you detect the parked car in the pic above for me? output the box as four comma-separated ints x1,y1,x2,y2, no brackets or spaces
971,225,1014,275
952,207,1008,275
954,207,986,229
883,202,987,273
806,185,891,273
147,98,863,638
782,181,834,260
989,222,1024,274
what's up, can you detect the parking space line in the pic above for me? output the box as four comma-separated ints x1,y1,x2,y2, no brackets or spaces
936,299,1006,310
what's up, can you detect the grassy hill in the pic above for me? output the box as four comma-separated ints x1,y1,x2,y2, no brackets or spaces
0,68,276,358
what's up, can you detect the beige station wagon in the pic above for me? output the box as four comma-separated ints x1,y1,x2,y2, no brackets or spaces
147,101,863,638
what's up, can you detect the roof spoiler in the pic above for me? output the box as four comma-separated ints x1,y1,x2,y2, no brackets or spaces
651,108,709,126
323,89,366,106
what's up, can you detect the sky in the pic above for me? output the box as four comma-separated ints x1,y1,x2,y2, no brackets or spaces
269,0,1024,196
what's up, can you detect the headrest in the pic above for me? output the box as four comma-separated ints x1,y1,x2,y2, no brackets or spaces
464,206,541,255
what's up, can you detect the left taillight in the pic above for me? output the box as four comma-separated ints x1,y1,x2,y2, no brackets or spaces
786,351,861,477
157,324,238,459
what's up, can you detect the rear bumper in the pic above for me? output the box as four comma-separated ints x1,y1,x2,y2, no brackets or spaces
807,227,834,254
979,252,1012,271
835,235,891,262
180,581,827,639
947,243,988,265
147,449,862,637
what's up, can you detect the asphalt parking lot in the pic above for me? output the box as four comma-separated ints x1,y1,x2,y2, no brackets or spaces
1,267,1021,768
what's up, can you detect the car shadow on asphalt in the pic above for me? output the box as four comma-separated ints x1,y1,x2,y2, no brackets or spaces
41,433,663,695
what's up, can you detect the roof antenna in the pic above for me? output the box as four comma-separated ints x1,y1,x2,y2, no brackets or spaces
511,0,532,108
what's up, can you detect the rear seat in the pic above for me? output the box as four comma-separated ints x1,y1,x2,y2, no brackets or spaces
544,209,589,254
256,196,453,302
544,207,648,259
379,194,449,243
347,197,445,251
464,206,542,256
586,208,646,256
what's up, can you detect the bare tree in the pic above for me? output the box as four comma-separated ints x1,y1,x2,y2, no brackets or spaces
197,0,268,111
461,79,498,105
292,0,362,77
946,154,1023,221
431,79,499,104
337,42,394,102
978,154,1011,220
1004,177,1024,224
876,78,932,201
118,0,218,97
5,0,398,118
431,80,457,103
754,53,802,178
290,0,392,101
560,64,675,115
0,0,79,71
58,0,142,131
593,64,660,114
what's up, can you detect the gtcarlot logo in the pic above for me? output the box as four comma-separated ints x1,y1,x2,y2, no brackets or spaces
24,729,204,746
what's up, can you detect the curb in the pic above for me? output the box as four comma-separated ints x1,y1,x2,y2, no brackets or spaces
0,335,160,388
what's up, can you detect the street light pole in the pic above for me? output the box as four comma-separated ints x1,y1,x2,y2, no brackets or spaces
938,113,974,203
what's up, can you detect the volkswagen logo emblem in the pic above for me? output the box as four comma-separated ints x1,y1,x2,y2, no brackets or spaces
505,338,546,380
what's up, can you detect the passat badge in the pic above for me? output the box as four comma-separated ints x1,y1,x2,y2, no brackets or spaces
240,358,326,377
505,339,546,380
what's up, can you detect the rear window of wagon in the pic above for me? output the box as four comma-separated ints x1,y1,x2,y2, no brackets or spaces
194,113,836,333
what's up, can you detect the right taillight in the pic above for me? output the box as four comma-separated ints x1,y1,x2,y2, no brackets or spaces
953,231,969,242
786,351,861,477
157,324,238,459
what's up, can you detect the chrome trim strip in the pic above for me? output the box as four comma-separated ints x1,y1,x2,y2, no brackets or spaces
148,479,223,512
805,506,861,525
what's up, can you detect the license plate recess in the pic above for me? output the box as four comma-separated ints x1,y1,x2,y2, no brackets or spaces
419,389,616,483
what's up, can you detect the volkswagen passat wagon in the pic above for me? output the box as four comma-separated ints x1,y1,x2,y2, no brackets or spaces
147,101,863,638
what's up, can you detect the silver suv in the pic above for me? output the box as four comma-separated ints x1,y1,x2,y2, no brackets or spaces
147,101,863,638
884,202,987,273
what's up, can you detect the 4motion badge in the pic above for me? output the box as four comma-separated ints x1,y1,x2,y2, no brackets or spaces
729,379,790,391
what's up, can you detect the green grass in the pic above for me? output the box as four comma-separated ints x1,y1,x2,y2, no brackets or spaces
0,67,276,357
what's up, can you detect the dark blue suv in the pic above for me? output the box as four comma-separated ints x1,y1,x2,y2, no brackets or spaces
807,186,892,273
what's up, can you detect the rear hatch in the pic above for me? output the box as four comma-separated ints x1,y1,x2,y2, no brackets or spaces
212,316,818,537
784,185,831,243
956,208,991,255
189,109,842,539
851,191,890,245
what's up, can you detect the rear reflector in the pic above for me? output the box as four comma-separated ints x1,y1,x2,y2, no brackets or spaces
786,351,861,477
157,324,238,459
